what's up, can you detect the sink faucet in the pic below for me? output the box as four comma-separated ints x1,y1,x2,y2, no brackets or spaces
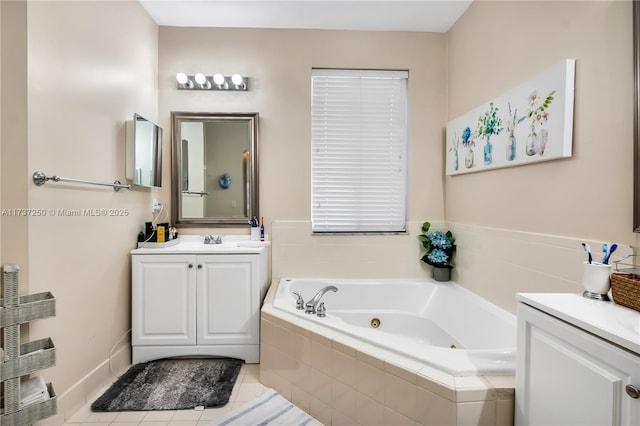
204,235,223,244
305,285,338,314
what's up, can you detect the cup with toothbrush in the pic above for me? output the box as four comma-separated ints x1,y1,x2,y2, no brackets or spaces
581,241,617,301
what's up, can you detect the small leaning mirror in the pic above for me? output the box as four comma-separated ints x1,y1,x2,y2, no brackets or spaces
126,113,163,188
171,112,259,227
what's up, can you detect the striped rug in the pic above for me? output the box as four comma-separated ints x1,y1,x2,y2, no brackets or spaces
209,389,323,426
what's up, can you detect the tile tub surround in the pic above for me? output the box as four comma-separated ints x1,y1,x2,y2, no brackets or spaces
445,223,635,314
260,284,514,426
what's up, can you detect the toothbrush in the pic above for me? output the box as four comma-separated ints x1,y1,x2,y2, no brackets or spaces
582,242,592,264
603,243,618,264
600,243,610,264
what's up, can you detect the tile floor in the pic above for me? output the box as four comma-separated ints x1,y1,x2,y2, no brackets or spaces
64,364,268,426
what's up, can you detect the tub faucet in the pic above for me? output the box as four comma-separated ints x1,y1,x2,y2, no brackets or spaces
305,285,338,314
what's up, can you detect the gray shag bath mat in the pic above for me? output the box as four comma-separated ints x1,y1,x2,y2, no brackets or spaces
91,358,243,412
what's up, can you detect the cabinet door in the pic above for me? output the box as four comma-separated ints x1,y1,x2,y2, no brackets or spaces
196,254,259,345
132,255,196,346
516,303,640,426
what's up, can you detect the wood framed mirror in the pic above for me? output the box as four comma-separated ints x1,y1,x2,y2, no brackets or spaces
171,112,259,227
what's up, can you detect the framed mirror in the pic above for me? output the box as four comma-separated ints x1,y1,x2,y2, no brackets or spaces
171,112,259,227
634,0,640,231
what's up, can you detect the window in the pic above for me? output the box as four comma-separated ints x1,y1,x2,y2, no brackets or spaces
311,69,408,233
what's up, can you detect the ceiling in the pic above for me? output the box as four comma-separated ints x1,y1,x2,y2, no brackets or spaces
139,0,473,33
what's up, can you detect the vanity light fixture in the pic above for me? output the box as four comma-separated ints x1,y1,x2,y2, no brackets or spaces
194,73,211,89
175,72,248,91
213,73,227,89
231,74,247,90
176,72,193,89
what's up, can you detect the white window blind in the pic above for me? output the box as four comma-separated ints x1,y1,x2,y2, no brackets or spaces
311,69,408,233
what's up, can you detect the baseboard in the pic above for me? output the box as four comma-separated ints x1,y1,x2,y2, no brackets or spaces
35,345,131,425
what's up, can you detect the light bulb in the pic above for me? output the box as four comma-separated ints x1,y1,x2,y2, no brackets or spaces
231,74,243,85
213,73,225,85
194,73,207,85
176,73,188,84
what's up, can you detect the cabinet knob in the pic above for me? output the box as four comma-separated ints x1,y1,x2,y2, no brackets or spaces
626,384,640,399
188,264,193,269
197,264,202,269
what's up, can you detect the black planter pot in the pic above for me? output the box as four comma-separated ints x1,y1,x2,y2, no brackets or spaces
432,266,451,282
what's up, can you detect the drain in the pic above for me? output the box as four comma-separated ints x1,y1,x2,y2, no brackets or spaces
370,318,381,328
450,344,457,349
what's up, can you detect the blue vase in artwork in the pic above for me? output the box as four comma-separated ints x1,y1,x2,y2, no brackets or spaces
454,151,459,171
483,137,493,165
506,133,516,161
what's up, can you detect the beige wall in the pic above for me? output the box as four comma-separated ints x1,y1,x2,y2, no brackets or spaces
1,0,29,288
446,0,639,311
1,1,158,421
158,27,447,236
159,28,447,280
447,0,634,241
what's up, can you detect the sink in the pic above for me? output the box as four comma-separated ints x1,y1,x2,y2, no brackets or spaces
174,241,241,251
132,235,269,254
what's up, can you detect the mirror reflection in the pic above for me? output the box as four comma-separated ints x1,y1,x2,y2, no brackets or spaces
171,112,259,227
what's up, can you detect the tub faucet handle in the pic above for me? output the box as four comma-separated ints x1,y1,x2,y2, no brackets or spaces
292,292,305,310
316,302,326,317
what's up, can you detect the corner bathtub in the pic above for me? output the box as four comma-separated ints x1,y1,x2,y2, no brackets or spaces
260,278,517,425
272,278,516,376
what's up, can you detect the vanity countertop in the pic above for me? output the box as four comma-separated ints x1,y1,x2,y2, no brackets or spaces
517,293,640,355
131,235,270,255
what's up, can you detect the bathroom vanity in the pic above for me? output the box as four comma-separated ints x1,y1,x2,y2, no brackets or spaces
515,293,639,426
130,236,269,364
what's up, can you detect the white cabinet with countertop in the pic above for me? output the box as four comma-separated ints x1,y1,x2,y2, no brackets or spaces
516,293,640,426
131,236,269,364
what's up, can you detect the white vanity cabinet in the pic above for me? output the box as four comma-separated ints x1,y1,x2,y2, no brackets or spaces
132,254,196,347
516,294,640,426
131,240,268,364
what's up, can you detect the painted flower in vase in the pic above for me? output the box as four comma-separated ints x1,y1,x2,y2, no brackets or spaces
449,131,461,171
419,221,456,282
525,90,555,156
505,102,526,161
476,102,503,165
461,126,475,168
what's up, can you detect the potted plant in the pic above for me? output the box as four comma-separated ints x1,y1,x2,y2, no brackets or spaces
419,221,456,282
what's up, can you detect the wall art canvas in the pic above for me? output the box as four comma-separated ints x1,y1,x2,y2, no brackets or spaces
446,59,575,175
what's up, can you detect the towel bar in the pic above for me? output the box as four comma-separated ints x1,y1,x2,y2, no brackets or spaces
32,171,131,191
